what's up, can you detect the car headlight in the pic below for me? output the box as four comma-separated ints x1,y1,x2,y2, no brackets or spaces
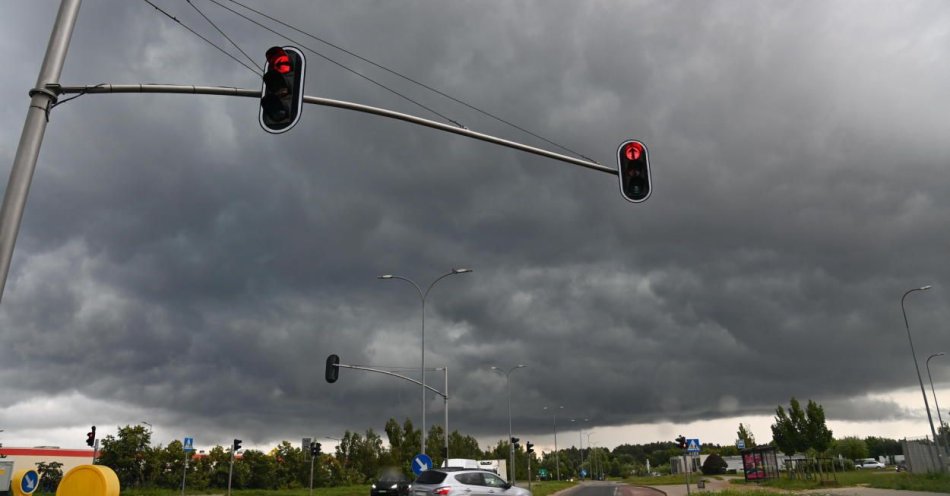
372,484,377,489
391,485,398,489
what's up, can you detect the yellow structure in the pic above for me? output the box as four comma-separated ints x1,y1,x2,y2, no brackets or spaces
56,465,119,496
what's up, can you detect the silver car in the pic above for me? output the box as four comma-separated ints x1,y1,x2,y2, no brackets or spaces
413,469,532,496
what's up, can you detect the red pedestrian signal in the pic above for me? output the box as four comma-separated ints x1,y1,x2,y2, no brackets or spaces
260,46,306,134
617,139,652,203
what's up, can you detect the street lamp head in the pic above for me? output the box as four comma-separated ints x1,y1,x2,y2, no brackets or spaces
452,268,473,274
921,285,933,291
516,364,527,369
378,275,394,279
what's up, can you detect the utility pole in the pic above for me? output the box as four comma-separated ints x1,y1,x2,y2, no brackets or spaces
0,0,82,304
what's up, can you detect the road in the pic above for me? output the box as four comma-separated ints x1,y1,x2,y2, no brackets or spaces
556,480,945,496
564,481,665,496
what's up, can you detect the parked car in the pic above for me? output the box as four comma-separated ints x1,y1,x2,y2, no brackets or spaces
413,468,531,496
855,459,885,469
372,470,412,496
895,461,907,472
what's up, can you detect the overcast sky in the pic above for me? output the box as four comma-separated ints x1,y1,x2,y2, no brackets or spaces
1,0,950,454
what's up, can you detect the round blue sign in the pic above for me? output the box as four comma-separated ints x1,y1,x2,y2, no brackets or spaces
21,470,39,494
412,453,433,475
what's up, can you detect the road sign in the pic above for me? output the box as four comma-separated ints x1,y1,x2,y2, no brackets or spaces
538,468,548,478
686,438,700,453
412,453,432,475
183,437,194,451
736,439,745,450
20,470,38,494
580,469,587,478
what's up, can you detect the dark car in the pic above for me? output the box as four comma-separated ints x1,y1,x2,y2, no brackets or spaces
371,471,412,496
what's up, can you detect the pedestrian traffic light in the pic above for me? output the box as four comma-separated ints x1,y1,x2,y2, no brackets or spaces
616,139,652,203
526,441,534,454
325,354,340,383
86,426,96,447
259,46,306,134
675,435,686,450
310,441,321,457
233,439,242,452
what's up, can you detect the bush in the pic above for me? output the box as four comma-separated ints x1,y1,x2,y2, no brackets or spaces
701,454,728,475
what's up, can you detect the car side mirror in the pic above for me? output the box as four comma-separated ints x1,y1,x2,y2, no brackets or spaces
503,483,512,490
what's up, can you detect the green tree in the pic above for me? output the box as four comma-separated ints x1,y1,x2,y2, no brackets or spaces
241,449,277,489
96,425,152,488
832,437,868,460
700,453,728,475
771,397,807,457
426,425,446,469
35,461,63,493
448,431,483,460
803,399,833,454
271,440,306,488
737,423,756,448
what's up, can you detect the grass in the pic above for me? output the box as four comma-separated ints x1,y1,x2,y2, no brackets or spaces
728,469,950,493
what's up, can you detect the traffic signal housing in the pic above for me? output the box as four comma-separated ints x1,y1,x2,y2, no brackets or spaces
675,435,686,450
617,139,652,203
310,441,321,457
325,354,340,383
526,441,534,454
511,437,520,448
233,439,242,452
259,46,306,134
86,426,96,447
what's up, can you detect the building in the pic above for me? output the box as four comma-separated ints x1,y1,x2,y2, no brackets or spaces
0,446,95,474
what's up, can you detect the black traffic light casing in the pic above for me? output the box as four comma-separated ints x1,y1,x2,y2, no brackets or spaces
526,441,534,454
675,435,686,450
510,437,520,448
233,439,242,452
259,46,306,134
86,426,96,447
310,441,321,457
325,354,340,383
617,139,652,203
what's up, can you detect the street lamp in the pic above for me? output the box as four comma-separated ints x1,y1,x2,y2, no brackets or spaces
379,268,472,454
926,352,948,454
901,285,943,470
571,418,588,479
543,406,563,481
492,364,527,484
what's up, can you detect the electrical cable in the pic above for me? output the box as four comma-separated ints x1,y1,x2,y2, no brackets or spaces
206,0,464,128
141,0,259,76
186,0,262,72
225,0,597,163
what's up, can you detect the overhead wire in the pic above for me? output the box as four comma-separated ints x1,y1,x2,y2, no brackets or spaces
224,0,598,163
140,0,259,76
205,0,465,128
186,0,262,72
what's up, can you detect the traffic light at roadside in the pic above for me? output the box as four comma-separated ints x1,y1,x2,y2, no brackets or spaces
259,46,306,134
310,441,321,457
511,437,520,448
526,441,534,454
325,354,340,383
617,139,652,203
233,439,242,452
675,435,686,450
86,426,96,447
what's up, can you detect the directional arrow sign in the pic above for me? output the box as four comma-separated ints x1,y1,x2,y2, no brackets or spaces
20,470,38,495
412,453,432,476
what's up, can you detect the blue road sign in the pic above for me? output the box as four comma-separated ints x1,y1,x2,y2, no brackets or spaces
21,470,39,494
580,469,588,478
736,439,746,450
412,453,432,475
687,438,700,453
184,437,194,451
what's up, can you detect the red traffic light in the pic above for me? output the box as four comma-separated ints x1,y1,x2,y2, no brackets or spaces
266,47,292,74
617,139,652,203
623,141,643,161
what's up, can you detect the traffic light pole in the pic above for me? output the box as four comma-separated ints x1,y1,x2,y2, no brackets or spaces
0,0,82,304
1,80,617,305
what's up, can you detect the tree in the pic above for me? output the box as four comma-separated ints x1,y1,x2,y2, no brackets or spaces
771,398,808,457
96,425,152,488
35,461,63,493
700,453,728,475
737,423,756,448
803,399,833,455
832,437,868,461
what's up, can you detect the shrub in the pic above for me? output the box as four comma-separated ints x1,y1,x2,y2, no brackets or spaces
701,454,728,475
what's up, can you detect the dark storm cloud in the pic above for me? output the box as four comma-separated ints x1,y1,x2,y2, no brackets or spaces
1,0,949,448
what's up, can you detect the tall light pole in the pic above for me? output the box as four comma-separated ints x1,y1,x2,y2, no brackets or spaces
492,364,527,484
543,406,563,481
571,418,588,479
379,268,472,454
926,352,948,454
901,285,943,470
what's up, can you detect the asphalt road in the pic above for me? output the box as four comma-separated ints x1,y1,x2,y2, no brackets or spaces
565,482,665,496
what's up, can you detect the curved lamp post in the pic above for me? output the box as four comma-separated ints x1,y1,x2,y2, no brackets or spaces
901,285,943,469
492,364,527,483
379,268,472,454
926,352,948,454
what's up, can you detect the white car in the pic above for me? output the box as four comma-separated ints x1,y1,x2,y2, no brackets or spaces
855,459,885,469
